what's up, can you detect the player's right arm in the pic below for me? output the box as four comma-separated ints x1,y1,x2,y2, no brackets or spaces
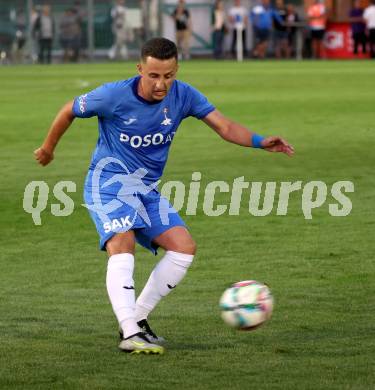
34,100,75,166
34,82,115,166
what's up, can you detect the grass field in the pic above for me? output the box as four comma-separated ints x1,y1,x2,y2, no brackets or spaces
1,60,375,389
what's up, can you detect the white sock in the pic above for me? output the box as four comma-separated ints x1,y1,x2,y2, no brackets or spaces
135,251,194,321
106,253,140,338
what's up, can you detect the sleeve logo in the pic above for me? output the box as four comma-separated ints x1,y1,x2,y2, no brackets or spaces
79,94,88,113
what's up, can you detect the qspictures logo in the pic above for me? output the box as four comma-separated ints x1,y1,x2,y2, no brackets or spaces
22,158,354,226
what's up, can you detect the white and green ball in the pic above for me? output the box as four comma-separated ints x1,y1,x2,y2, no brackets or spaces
219,280,274,330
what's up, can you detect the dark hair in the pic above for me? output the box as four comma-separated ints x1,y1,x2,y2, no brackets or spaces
141,37,178,62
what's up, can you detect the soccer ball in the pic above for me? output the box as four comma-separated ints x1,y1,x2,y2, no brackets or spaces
219,280,274,330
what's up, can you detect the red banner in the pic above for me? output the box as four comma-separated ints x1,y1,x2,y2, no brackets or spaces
323,22,370,59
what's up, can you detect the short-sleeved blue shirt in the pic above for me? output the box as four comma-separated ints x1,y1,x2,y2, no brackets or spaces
72,76,215,184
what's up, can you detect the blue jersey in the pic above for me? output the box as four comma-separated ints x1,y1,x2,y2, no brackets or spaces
72,76,215,185
250,6,282,30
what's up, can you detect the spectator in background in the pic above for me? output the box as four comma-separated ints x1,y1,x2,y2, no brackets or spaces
33,4,55,64
251,0,282,59
229,0,248,58
307,0,327,59
30,6,40,63
11,8,27,64
273,0,288,59
109,0,132,60
212,0,226,59
72,1,85,54
285,3,300,58
349,0,367,55
363,0,375,58
73,1,85,22
59,8,82,62
172,0,192,60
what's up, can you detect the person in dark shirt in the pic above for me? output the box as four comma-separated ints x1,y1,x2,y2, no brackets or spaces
59,8,82,62
212,0,226,59
285,3,300,58
349,0,367,54
273,0,288,58
172,0,191,60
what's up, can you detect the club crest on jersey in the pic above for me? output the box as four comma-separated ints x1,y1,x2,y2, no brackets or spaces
161,108,172,126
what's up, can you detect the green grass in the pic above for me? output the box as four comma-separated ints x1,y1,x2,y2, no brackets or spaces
0,60,374,389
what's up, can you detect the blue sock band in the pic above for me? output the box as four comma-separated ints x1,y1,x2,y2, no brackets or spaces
251,134,265,149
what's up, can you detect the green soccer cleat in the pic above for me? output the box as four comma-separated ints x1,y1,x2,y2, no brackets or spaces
119,332,164,355
119,319,166,345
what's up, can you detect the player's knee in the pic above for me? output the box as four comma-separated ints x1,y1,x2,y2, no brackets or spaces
165,237,197,255
176,238,197,256
106,232,135,256
186,239,197,255
189,239,197,255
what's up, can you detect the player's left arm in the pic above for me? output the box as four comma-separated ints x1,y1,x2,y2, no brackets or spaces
202,109,294,156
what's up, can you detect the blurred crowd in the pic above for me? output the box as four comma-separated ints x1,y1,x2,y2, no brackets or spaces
8,0,146,64
210,0,375,59
4,0,375,64
10,1,84,64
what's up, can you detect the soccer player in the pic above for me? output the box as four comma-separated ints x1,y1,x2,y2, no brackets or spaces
34,38,294,355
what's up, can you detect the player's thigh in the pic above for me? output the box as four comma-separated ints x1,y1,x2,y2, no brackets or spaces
153,226,196,255
106,231,136,256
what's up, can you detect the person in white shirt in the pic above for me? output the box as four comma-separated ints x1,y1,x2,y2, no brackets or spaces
363,0,375,58
228,0,248,58
109,0,132,60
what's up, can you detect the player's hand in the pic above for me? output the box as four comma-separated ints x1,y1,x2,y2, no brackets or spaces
34,147,54,166
261,136,294,157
